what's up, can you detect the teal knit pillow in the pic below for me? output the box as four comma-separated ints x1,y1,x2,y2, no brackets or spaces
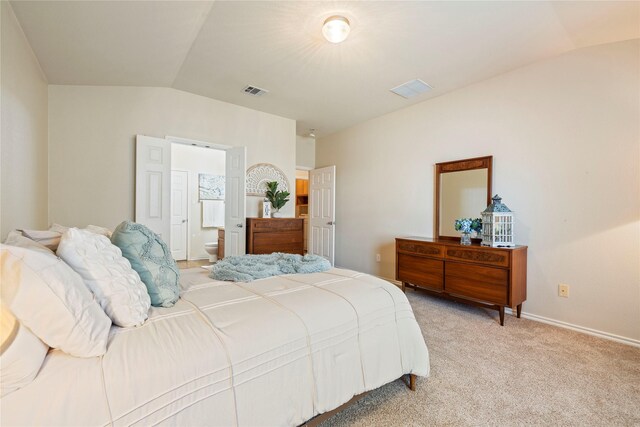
111,221,179,307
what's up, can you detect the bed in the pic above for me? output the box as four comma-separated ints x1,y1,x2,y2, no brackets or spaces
2,266,429,426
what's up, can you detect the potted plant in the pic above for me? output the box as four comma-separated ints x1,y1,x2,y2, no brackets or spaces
265,181,290,218
454,217,483,245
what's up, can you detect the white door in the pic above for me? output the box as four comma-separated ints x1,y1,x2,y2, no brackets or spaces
309,166,336,265
170,170,188,261
224,147,246,256
135,135,171,242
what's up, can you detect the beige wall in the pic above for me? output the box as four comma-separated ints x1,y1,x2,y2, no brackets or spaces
0,2,48,239
296,135,315,169
171,143,225,260
317,40,640,342
48,85,296,230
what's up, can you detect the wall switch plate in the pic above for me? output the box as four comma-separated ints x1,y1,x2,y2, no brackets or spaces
376,254,381,262
558,284,570,298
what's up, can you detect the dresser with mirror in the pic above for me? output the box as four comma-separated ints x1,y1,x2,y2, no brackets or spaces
396,156,527,325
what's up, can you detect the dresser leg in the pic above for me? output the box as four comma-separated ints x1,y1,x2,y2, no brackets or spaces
517,304,522,318
499,306,505,326
401,282,407,293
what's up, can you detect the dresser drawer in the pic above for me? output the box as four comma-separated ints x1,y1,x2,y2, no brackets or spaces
252,219,302,232
247,218,304,255
396,240,444,258
445,247,510,268
253,232,303,254
397,253,443,291
445,263,508,305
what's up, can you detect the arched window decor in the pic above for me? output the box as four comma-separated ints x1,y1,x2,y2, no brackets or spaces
245,163,290,196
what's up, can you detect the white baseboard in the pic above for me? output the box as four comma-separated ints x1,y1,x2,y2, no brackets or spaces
505,309,640,348
373,274,640,348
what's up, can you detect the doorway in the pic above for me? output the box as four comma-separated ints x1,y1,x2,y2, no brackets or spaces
135,135,247,263
295,169,310,253
170,143,225,262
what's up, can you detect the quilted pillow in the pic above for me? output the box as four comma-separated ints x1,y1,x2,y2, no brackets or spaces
57,228,151,327
110,221,180,307
0,245,111,357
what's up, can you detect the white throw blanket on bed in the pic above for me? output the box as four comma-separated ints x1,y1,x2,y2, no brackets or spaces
2,268,429,427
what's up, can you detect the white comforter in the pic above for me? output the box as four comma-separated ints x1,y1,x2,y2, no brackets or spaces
2,268,429,426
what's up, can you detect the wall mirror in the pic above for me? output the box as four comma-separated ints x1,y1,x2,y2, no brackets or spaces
435,156,492,240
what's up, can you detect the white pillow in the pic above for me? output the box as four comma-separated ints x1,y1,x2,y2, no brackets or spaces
4,231,54,256
20,229,62,251
1,321,49,397
50,223,112,238
84,225,112,238
57,228,150,327
0,245,111,357
48,223,69,234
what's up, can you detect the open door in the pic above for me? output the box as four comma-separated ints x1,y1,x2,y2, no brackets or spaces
224,146,246,256
309,166,336,265
135,135,171,242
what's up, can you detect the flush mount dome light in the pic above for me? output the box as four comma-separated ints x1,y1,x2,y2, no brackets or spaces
322,15,350,43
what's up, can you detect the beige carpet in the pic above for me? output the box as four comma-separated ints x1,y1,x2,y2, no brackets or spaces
321,291,640,426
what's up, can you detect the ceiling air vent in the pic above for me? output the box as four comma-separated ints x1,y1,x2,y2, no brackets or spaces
243,85,269,97
390,79,432,99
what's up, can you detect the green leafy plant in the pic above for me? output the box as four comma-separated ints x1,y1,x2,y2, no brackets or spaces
265,181,290,211
455,218,483,234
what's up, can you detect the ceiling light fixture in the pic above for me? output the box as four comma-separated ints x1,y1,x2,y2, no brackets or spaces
322,16,350,43
309,129,316,138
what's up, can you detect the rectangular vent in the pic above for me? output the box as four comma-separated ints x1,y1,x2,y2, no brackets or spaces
243,85,269,97
390,79,432,99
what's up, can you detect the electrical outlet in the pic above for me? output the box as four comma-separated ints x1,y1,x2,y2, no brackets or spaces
558,284,570,298
376,254,381,262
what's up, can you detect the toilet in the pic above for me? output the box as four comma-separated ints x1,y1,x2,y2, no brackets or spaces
204,242,218,263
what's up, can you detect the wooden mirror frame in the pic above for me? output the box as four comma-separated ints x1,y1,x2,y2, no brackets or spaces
435,155,493,241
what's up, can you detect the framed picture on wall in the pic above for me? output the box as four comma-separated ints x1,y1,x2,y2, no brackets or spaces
199,174,225,200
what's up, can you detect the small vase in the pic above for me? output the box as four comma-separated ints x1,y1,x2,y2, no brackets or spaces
460,232,472,246
272,211,282,218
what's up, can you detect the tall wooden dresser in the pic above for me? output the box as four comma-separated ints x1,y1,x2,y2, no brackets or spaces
396,237,527,325
246,218,304,255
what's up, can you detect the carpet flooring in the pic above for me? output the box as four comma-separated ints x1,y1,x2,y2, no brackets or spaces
321,290,640,426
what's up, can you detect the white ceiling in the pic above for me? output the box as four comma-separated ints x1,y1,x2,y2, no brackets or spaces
10,1,640,137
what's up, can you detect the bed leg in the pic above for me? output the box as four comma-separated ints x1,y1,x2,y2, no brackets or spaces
404,373,416,391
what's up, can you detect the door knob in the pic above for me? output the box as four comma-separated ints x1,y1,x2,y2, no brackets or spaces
236,224,243,228
181,219,187,223
327,221,335,225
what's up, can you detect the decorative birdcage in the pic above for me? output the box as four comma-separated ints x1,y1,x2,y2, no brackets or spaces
481,195,515,247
